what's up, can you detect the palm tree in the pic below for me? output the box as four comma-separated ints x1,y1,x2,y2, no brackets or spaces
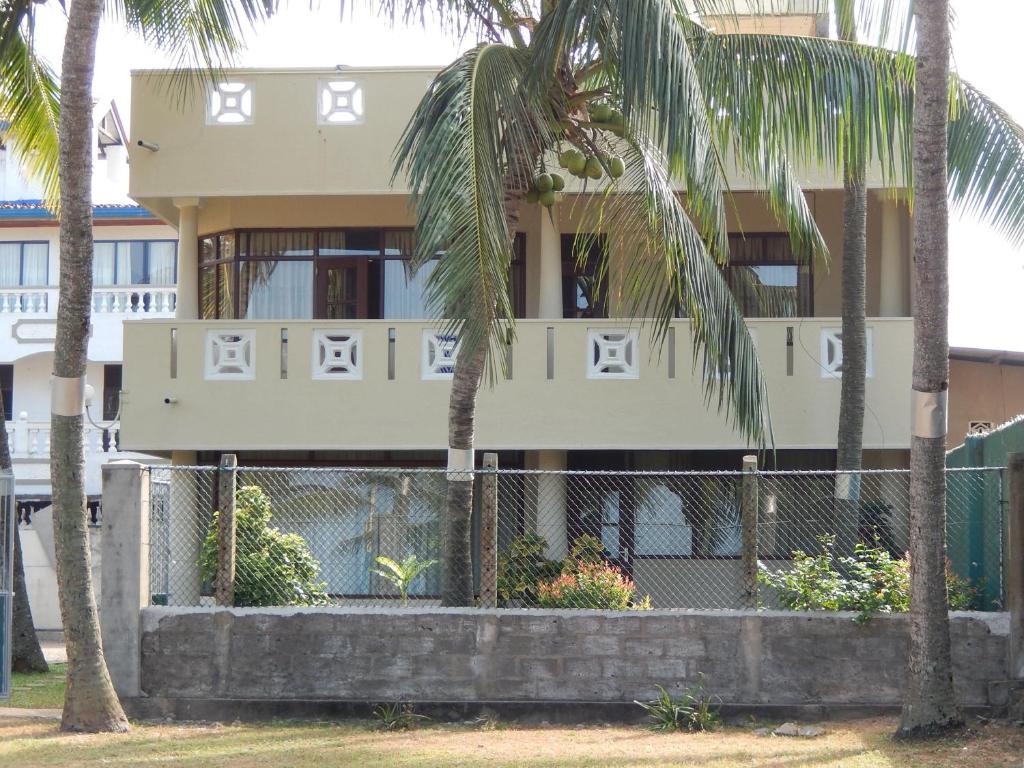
391,1,1024,605
898,0,961,736
0,0,274,732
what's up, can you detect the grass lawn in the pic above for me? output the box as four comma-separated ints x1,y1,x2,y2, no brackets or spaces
0,716,1021,767
6,664,66,709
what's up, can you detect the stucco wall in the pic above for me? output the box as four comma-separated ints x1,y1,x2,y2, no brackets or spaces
137,608,1008,710
948,358,1024,449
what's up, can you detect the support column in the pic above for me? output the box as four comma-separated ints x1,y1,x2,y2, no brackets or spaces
173,197,200,320
879,194,909,317
100,460,150,698
536,449,568,560
538,206,562,319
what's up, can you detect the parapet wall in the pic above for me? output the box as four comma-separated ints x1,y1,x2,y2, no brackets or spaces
134,607,1009,718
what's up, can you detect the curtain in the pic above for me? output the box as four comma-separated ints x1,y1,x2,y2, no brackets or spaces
382,259,437,319
93,242,117,285
634,482,693,556
240,260,313,319
0,243,22,287
21,243,47,286
148,242,177,284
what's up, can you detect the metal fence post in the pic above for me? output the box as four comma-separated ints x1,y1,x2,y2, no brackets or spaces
1008,454,1024,679
741,455,759,609
480,452,498,608
215,454,237,607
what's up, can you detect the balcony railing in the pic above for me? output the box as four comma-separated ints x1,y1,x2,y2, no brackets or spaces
120,318,913,453
0,286,177,316
5,413,121,458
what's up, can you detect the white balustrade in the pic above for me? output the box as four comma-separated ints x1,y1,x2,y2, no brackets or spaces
5,414,121,458
92,286,177,316
0,288,54,314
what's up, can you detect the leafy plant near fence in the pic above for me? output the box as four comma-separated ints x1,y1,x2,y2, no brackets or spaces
500,533,650,609
758,535,981,622
199,485,329,607
369,555,438,606
635,678,721,732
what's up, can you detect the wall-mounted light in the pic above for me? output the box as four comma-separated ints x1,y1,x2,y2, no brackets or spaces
136,139,160,152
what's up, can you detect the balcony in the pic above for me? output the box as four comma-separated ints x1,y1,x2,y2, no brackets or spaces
0,285,177,362
120,318,913,453
5,413,122,457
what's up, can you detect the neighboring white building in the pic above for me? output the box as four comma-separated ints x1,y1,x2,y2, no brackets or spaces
4,102,174,629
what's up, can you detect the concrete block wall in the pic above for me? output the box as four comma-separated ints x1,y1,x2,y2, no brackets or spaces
136,607,1008,711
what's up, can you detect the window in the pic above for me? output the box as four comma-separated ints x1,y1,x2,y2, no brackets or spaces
199,229,527,321
0,242,48,287
0,365,11,421
102,365,122,421
561,234,607,319
726,234,812,317
93,241,177,286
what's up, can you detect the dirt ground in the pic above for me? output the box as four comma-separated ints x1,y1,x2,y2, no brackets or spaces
0,715,1022,767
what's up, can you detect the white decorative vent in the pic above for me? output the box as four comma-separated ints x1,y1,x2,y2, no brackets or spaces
821,328,874,379
422,331,459,380
317,80,365,125
207,81,254,125
968,420,994,435
204,330,255,380
312,329,363,380
587,329,639,379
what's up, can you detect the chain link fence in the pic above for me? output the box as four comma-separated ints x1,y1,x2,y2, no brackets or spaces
148,465,1006,612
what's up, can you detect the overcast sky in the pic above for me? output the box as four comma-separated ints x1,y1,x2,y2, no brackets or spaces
28,0,1024,352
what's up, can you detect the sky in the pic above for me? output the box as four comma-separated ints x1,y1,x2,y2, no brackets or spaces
27,0,1024,353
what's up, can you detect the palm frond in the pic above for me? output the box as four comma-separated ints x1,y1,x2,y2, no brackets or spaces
109,0,276,102
592,134,772,446
0,32,60,210
947,83,1024,248
394,43,551,380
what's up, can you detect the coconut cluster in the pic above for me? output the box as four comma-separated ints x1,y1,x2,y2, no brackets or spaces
525,171,566,207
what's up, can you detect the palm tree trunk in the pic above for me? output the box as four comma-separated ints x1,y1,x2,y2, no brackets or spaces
52,0,129,733
898,0,961,737
1,389,49,673
836,158,867,553
440,339,487,606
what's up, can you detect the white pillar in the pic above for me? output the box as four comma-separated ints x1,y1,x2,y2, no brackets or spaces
536,449,568,559
538,206,562,319
879,194,908,317
173,197,200,320
100,460,150,698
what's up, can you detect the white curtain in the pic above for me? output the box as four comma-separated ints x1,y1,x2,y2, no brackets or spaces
148,242,177,284
242,261,313,319
382,259,438,319
634,483,693,556
20,243,48,286
0,243,22,287
93,242,117,285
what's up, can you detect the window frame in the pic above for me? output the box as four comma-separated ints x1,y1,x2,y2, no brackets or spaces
725,232,814,318
199,228,527,321
0,240,50,288
93,239,178,287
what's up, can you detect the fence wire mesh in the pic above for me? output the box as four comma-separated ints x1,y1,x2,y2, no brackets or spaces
148,465,1006,612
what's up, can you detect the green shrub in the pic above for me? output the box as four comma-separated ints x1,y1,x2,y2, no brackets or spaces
537,561,637,610
497,533,562,606
635,679,720,732
199,485,329,607
759,535,982,621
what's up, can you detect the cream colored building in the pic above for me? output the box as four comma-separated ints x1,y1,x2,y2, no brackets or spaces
121,47,916,585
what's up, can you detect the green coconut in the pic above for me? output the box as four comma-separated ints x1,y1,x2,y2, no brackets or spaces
550,172,566,191
585,155,603,180
608,156,625,179
534,173,554,193
539,189,557,207
526,188,540,204
590,103,612,123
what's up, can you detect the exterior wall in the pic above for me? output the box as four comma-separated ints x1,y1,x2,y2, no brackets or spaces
136,607,1008,710
120,317,913,453
948,358,1024,449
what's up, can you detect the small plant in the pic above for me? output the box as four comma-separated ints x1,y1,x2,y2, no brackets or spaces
369,554,438,606
946,561,981,610
497,533,562,606
635,679,720,732
565,533,605,568
372,701,429,731
537,561,638,610
199,485,328,607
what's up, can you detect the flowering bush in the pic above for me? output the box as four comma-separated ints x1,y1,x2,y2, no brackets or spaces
537,561,637,610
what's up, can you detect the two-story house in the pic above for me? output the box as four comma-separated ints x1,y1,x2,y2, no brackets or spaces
120,48,914,589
